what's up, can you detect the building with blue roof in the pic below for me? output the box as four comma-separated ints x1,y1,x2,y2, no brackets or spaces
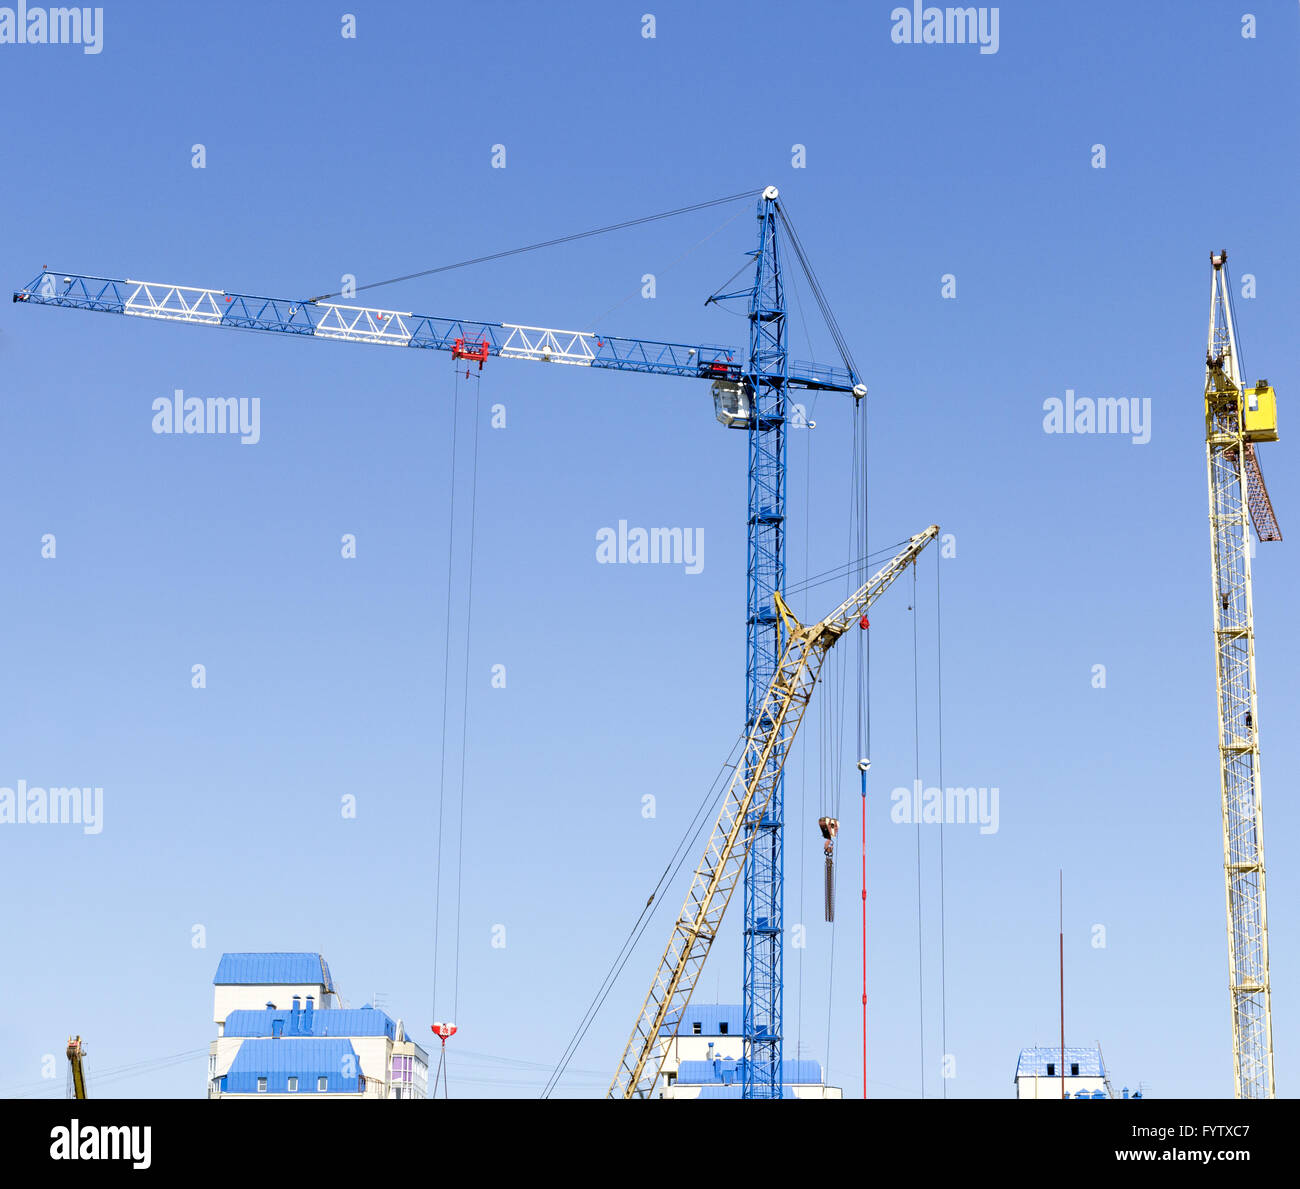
208,953,427,1100
1014,1045,1114,1099
221,1039,363,1095
214,952,335,990
212,952,337,1032
657,1005,841,1100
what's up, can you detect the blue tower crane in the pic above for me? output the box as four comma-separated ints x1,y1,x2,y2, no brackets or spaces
13,186,864,1099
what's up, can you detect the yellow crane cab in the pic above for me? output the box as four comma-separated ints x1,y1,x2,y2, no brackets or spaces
1243,381,1279,443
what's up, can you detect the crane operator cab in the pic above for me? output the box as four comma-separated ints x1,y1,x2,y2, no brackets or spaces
1243,380,1279,443
712,378,753,429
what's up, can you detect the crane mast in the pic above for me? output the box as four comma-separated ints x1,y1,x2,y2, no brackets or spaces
1205,251,1278,1099
608,526,939,1099
742,191,788,1098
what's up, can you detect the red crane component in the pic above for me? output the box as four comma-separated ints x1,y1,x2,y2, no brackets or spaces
452,338,490,369
430,1022,457,1099
859,615,869,630
1242,443,1282,542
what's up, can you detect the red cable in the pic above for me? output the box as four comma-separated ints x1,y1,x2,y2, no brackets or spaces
861,782,868,1099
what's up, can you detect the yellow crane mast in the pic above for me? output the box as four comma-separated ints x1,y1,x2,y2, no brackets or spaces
608,525,939,1099
1205,251,1279,1098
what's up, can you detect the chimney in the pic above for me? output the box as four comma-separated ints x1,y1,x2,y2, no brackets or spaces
291,995,301,1035
304,994,315,1034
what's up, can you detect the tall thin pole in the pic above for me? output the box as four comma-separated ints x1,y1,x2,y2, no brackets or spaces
1059,871,1065,1101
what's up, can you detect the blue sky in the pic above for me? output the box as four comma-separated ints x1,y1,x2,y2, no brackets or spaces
1,0,1297,1099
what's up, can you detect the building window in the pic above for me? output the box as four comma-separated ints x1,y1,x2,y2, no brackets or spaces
1071,1063,1079,1077
287,1077,298,1092
318,1076,328,1092
1046,1064,1055,1077
719,1023,729,1035
257,1077,268,1093
692,1022,702,1035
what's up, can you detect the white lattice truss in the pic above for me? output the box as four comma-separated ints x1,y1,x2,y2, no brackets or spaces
498,324,597,365
122,279,229,325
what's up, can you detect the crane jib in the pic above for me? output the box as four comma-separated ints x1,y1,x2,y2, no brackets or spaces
14,271,859,392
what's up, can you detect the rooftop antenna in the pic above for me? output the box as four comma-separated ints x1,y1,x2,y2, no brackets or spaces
1059,871,1065,1101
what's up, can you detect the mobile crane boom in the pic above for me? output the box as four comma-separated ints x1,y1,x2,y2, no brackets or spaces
66,1036,86,1100
609,525,939,1099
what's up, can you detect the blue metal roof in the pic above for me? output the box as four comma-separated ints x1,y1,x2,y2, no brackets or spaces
224,1006,397,1040
213,952,334,989
1015,1046,1105,1079
658,1004,744,1037
676,1057,824,1086
223,1038,361,1094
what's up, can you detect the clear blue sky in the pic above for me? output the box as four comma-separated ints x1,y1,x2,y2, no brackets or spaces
1,0,1297,1099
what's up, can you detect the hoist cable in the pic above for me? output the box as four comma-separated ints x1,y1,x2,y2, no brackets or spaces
936,551,949,1099
854,384,871,1098
797,415,813,1061
781,539,908,602
541,735,743,1098
774,201,860,382
912,564,926,1098
311,189,764,302
541,731,749,1098
452,365,483,1022
824,893,838,1085
431,367,463,1020
585,205,750,330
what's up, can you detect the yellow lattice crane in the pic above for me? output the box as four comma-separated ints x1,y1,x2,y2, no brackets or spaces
1205,251,1279,1098
608,525,939,1099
